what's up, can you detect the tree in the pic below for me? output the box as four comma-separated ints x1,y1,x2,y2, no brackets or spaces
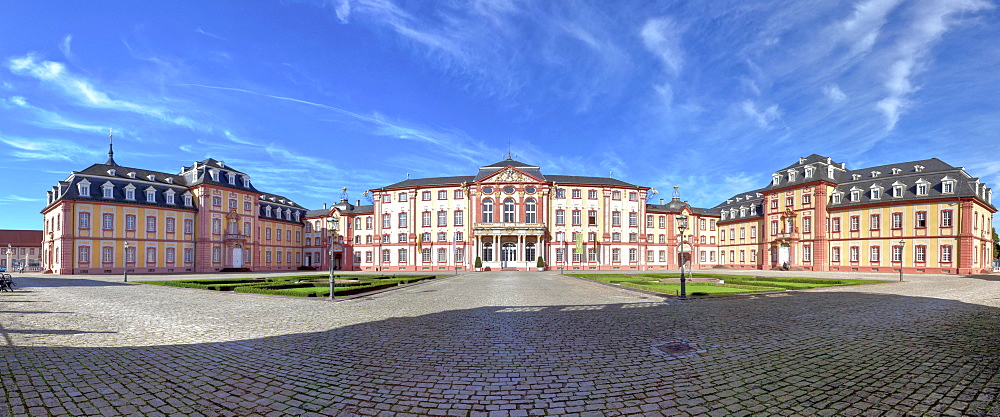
993,227,999,262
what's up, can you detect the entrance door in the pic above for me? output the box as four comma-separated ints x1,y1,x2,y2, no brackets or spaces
232,247,243,268
778,245,790,267
501,243,516,268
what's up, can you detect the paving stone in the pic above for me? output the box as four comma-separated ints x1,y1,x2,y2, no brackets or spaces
1,270,998,416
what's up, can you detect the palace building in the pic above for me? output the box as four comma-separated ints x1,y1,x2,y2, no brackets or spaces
41,144,308,275
41,150,996,275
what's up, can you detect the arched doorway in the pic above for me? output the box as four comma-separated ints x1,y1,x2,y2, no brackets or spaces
501,242,517,268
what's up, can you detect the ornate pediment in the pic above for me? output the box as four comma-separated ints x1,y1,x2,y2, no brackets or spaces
486,167,534,183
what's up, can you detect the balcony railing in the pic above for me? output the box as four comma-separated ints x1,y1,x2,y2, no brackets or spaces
224,233,249,241
775,232,799,240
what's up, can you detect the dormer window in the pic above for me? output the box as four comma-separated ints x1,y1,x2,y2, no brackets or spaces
242,176,250,187
294,211,300,221
941,176,956,194
914,165,925,172
147,174,156,181
165,189,176,205
145,187,156,203
210,170,219,182
102,182,114,199
276,208,283,218
892,182,904,198
827,166,835,178
750,205,756,215
721,211,727,220
870,185,882,200
265,206,272,217
227,173,235,185
166,178,173,184
730,208,736,218
871,171,880,178
218,160,226,168
124,183,136,200
787,170,797,182
915,179,930,196
850,187,861,202
183,193,193,206
832,192,842,204
891,168,902,175
128,172,136,178
107,169,116,176
772,173,781,186
77,179,91,197
852,174,861,180
285,210,291,220
804,166,814,178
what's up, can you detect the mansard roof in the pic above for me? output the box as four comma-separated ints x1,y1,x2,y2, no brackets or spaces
713,188,766,222
547,175,638,187
475,159,546,181
78,163,187,185
382,176,475,189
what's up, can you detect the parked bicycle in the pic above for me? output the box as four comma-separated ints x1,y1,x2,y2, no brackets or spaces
0,274,14,292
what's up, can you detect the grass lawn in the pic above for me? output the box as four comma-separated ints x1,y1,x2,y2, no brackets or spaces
137,274,438,298
568,273,890,297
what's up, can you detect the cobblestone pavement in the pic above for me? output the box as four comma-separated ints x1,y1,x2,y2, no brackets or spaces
1,270,998,416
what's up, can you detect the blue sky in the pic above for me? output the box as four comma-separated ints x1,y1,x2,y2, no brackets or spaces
2,0,999,230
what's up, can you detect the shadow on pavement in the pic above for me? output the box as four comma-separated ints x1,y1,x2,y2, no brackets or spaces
0,290,997,416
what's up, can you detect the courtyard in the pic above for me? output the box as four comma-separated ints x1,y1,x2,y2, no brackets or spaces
1,270,998,416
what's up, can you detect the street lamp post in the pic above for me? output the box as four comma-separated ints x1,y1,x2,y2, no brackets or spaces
123,241,130,282
6,244,11,273
327,216,339,300
676,215,688,299
898,238,905,282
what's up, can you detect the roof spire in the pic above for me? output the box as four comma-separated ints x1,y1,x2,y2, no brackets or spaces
672,185,681,201
105,127,118,166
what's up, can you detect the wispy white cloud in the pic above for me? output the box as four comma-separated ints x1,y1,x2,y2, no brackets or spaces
823,84,848,102
741,100,782,128
59,35,75,61
874,0,993,130
6,54,207,131
0,194,46,204
0,95,107,133
195,27,227,41
0,134,104,163
641,16,685,75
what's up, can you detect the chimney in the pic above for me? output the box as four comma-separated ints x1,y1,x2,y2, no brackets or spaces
323,203,327,209
660,199,664,205
356,200,361,206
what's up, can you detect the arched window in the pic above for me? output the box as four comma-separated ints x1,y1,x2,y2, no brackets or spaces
482,198,494,223
503,198,516,222
482,242,493,262
525,198,537,223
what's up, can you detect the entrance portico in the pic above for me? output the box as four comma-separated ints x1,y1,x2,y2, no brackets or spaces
474,222,546,270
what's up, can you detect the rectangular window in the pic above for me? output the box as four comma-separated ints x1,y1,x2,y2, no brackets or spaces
870,246,880,262
831,217,841,232
398,213,408,228
382,214,391,228
166,218,175,233
146,247,157,263
125,215,136,231
892,245,902,262
146,216,156,232
572,189,581,199
831,247,841,262
628,249,637,263
849,216,860,232
438,211,447,227
612,249,620,262
589,211,598,226
940,210,953,227
803,246,811,262
454,189,464,199
78,246,90,263
422,248,431,263
588,190,598,199
184,219,193,234
628,212,637,227
382,250,391,263
455,248,464,263
556,248,565,263
102,247,113,263
915,245,926,263
803,217,811,233
850,246,860,262
940,245,952,262
771,221,778,235
612,212,621,226
659,216,666,229
803,195,811,204
398,233,407,243
454,210,464,226
870,214,880,230
891,213,903,229
184,248,193,263
915,211,927,228
399,193,407,202
572,210,581,225
422,191,431,201
422,212,431,227
79,212,90,229
556,210,565,225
